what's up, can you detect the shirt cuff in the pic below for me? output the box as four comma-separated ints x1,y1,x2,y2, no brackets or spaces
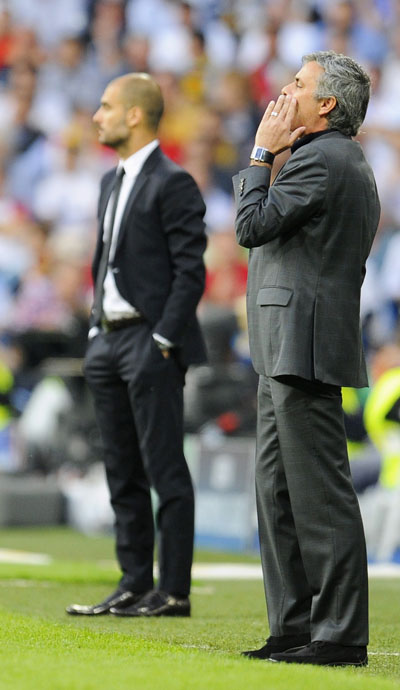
152,332,174,349
88,326,100,339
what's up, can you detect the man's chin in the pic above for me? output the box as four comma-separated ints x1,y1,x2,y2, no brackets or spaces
98,135,118,149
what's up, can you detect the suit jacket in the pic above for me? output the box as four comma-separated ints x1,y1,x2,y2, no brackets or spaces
233,131,380,388
91,146,207,367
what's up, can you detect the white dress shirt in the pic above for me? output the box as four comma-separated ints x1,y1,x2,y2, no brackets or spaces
102,138,159,321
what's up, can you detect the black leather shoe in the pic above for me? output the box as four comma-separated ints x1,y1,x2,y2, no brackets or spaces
269,641,368,666
110,589,191,617
66,589,141,616
242,633,311,659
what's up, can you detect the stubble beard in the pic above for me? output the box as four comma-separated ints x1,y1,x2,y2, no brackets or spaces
98,123,130,151
99,133,128,150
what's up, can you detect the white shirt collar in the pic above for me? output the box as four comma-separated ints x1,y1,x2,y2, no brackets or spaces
120,139,159,179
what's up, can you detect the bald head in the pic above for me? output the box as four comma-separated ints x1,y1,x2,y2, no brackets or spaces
93,72,164,157
112,73,164,132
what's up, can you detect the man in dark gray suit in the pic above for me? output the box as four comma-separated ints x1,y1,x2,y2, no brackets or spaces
233,51,380,666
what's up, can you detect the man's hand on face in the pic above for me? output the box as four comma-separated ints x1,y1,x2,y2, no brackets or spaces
254,95,306,156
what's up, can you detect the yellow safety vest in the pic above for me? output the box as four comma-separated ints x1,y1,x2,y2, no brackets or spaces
342,387,369,459
364,367,400,488
0,361,13,431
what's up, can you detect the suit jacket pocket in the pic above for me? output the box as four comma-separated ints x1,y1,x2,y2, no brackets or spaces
256,286,293,306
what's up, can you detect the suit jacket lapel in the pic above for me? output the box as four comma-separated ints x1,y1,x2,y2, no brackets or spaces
99,172,116,233
92,170,117,275
114,146,162,255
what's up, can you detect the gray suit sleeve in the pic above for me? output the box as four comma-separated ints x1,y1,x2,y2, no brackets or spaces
234,147,329,248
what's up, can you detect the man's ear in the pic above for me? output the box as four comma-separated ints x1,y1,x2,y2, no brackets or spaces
126,105,143,127
319,96,336,116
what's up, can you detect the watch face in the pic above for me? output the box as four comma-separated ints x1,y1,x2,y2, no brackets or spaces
251,146,274,164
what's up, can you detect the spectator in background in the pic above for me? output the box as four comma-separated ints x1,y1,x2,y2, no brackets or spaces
122,33,150,74
322,1,388,66
181,135,235,234
32,120,99,241
155,70,207,162
364,342,400,489
203,232,247,309
7,0,87,50
0,6,16,78
0,60,51,211
32,35,102,134
85,0,126,88
211,70,259,171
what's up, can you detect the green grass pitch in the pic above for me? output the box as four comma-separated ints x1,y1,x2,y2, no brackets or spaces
0,527,398,690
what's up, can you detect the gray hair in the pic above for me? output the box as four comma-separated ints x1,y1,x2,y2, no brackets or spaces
302,51,371,136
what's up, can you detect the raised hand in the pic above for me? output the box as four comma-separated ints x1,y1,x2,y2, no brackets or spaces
254,95,306,155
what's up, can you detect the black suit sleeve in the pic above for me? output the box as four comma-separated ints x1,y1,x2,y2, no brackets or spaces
233,147,328,248
155,170,207,345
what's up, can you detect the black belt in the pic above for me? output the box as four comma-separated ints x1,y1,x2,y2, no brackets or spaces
101,315,145,333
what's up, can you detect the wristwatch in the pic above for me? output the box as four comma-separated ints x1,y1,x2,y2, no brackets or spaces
250,145,275,165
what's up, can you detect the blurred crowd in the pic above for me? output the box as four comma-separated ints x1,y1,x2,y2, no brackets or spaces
0,0,400,499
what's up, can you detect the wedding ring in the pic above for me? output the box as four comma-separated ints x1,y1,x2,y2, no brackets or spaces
271,111,279,117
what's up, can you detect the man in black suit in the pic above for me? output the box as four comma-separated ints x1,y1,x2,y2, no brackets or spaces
66,73,207,618
233,52,380,665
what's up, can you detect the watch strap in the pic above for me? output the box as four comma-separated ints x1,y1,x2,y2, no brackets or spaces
250,145,275,165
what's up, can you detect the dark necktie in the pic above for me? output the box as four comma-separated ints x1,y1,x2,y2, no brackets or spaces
92,166,125,323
